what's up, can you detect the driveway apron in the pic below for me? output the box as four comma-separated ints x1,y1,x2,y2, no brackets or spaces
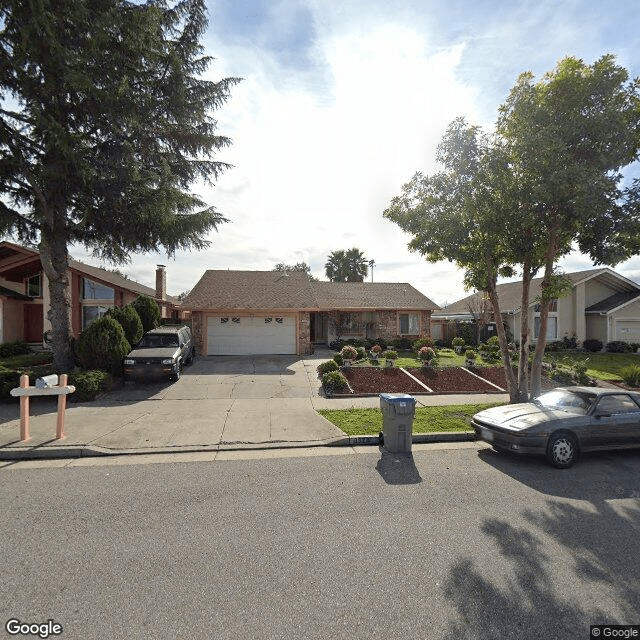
0,353,346,454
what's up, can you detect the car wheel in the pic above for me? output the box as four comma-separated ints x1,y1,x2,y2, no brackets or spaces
546,432,578,469
185,348,194,366
171,364,181,382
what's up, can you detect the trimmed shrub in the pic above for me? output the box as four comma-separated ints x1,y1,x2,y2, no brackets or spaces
583,339,603,352
382,350,398,360
451,337,465,348
341,345,358,360
333,353,344,366
317,360,339,376
572,361,591,385
322,370,348,394
550,370,574,385
413,337,434,351
106,304,143,347
370,344,382,354
0,340,30,358
621,365,640,387
606,341,633,353
69,369,113,402
355,346,367,360
465,349,477,360
131,294,161,333
75,316,131,376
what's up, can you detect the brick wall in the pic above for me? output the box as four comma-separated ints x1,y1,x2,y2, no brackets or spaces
192,311,204,355
298,312,311,355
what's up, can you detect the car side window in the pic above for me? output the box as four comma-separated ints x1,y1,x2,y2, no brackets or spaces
595,395,640,415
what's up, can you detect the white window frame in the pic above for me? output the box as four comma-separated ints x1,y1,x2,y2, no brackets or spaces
398,312,420,335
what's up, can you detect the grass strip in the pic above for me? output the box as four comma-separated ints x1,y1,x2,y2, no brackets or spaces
318,402,504,436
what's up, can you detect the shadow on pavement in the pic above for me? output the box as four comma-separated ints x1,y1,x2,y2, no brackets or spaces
477,447,640,501
375,450,422,485
442,459,640,638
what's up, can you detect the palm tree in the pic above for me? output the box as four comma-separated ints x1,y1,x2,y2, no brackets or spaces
325,248,369,282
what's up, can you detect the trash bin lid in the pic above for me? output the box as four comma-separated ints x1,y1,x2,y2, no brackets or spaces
379,393,416,405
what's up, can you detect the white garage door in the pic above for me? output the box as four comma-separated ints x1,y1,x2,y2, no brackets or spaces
615,320,640,342
207,316,296,355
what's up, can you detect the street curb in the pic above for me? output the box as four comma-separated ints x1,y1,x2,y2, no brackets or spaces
0,431,476,461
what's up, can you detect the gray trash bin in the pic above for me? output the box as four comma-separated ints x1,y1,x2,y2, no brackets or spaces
380,393,416,453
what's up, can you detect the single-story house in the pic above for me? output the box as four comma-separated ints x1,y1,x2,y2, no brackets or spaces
0,240,181,344
432,268,640,346
183,270,439,356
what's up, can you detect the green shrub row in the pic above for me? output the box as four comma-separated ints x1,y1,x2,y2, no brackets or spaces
0,340,30,358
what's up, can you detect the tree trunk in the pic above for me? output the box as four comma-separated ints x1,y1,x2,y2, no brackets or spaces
40,232,75,372
484,255,518,403
530,263,554,399
530,226,559,399
517,261,533,402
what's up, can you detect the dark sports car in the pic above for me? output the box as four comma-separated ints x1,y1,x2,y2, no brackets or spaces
472,387,640,468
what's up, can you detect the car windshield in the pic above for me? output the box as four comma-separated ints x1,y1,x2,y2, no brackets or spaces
534,390,595,415
137,334,179,349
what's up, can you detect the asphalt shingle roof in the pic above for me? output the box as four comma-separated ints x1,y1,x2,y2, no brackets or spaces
585,291,640,313
183,271,440,311
436,268,619,316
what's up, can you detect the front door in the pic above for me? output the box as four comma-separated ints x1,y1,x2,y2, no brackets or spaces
24,303,44,342
311,313,327,343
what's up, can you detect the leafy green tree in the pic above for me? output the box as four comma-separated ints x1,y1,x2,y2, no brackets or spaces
0,0,239,371
385,55,640,402
273,262,317,281
131,295,161,334
325,248,369,282
498,55,640,397
106,304,143,347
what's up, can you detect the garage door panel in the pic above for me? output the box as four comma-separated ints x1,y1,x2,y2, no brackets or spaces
207,316,296,355
615,320,640,342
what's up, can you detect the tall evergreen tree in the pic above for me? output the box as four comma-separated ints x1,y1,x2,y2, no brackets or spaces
0,0,239,370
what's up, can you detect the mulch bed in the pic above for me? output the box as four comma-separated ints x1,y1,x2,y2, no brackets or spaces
342,367,426,394
466,366,507,389
409,367,501,393
340,366,506,395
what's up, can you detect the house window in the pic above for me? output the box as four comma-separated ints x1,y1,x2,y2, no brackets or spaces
534,300,558,312
82,278,114,301
534,316,558,340
399,313,420,335
275,317,283,324
338,313,361,333
26,274,42,297
82,305,109,329
264,317,273,324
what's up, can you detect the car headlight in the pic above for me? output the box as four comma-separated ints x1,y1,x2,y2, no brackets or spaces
124,359,135,365
161,358,174,365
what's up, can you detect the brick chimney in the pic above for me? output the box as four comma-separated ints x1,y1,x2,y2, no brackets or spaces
156,265,166,301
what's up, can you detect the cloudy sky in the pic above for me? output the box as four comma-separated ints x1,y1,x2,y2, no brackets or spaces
75,0,640,305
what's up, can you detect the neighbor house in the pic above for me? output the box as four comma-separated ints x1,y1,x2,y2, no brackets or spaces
183,270,439,356
432,268,640,346
0,241,181,344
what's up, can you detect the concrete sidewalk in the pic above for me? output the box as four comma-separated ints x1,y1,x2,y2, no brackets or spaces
0,353,508,460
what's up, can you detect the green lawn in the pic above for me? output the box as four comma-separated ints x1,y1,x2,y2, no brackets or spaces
363,348,495,369
545,350,640,381
318,402,503,436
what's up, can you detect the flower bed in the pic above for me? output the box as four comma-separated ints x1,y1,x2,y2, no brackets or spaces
409,367,500,393
338,366,505,395
342,367,426,394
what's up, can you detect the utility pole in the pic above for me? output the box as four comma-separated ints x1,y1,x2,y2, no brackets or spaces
368,259,375,283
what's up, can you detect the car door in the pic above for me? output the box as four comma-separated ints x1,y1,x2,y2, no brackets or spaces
588,394,640,449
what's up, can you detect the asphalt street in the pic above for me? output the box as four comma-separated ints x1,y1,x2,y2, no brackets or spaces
1,444,640,640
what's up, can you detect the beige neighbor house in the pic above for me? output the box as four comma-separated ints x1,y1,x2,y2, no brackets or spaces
183,270,439,356
0,240,181,345
431,268,640,347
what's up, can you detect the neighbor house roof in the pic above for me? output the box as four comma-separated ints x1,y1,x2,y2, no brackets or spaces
434,268,640,317
585,291,640,314
0,240,178,305
0,284,32,301
310,282,439,310
183,271,440,311
184,270,318,310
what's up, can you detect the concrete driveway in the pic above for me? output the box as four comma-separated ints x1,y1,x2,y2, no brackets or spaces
0,352,349,457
